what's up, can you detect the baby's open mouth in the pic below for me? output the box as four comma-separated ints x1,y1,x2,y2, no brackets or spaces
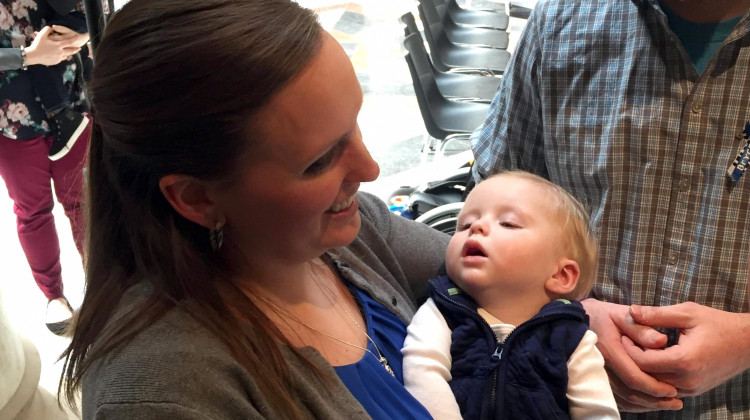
462,240,487,257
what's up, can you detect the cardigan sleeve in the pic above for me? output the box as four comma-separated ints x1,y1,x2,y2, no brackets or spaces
0,48,24,71
92,401,260,420
566,330,621,419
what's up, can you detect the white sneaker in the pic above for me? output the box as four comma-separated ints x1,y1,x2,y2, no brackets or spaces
45,297,74,336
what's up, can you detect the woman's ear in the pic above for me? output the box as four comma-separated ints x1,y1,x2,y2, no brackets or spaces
544,259,580,296
159,174,216,229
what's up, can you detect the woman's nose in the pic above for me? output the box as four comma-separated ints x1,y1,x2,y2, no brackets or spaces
347,126,380,182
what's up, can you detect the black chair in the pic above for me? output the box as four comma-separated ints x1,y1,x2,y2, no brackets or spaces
419,0,509,49
434,0,507,14
402,31,501,103
412,8,511,75
509,2,532,19
402,39,491,155
400,12,492,75
399,10,422,38
428,0,509,30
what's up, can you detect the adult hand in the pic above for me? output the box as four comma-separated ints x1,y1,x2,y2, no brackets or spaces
582,298,682,412
24,26,82,67
624,302,750,397
49,25,90,48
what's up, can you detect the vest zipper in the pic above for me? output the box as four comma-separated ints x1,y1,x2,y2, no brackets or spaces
490,309,585,418
434,288,503,419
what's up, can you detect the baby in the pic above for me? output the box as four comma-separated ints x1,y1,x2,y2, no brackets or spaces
402,171,619,420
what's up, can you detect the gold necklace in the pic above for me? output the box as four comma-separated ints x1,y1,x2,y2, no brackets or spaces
254,288,395,377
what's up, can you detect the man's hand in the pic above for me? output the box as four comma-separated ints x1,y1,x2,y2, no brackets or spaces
582,298,683,412
24,26,81,66
624,302,750,397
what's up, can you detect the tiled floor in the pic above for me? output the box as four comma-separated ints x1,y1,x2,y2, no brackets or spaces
1,0,531,418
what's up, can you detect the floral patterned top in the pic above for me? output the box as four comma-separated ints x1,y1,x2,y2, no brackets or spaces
0,0,85,140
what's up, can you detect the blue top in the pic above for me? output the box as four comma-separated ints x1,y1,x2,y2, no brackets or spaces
659,1,743,73
333,284,433,420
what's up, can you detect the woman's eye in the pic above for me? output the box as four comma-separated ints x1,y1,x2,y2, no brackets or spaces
500,221,518,228
303,140,347,176
304,155,332,176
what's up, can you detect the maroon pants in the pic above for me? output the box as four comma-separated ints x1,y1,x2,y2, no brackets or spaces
0,123,89,301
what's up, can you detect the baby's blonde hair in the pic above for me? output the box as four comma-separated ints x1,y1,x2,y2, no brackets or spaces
486,171,598,300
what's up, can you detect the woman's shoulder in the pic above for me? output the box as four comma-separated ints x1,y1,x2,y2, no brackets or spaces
82,298,262,419
356,191,391,231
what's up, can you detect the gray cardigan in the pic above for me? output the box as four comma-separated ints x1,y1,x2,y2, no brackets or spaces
82,192,450,419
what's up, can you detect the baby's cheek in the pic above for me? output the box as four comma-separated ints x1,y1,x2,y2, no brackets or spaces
445,237,463,278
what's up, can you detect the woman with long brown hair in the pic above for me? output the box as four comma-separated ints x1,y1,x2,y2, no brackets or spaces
60,0,449,418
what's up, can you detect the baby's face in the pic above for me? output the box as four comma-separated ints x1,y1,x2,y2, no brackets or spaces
446,175,566,306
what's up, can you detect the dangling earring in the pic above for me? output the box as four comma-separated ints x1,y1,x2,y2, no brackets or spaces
210,221,224,251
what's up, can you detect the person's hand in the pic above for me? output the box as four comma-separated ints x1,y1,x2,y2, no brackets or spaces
624,302,750,397
24,26,82,66
582,298,682,412
49,25,90,48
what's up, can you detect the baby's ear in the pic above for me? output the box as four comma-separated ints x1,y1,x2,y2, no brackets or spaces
545,259,579,296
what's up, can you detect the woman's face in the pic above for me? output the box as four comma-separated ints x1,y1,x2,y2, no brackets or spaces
214,32,380,271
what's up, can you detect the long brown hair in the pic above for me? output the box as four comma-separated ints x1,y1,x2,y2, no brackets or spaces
60,0,323,417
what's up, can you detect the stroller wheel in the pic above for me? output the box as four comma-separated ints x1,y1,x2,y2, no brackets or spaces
415,202,464,235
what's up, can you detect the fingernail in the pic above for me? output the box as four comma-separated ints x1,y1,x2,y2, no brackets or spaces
630,304,642,317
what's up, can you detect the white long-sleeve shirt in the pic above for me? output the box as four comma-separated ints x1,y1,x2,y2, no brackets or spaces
402,298,620,420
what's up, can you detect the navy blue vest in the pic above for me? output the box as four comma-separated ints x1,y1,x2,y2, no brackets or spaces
429,276,590,420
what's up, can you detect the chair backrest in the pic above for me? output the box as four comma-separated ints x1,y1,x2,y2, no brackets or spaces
403,31,459,140
402,31,437,80
445,0,465,17
416,5,452,70
419,4,462,73
399,12,420,39
404,52,449,140
421,0,447,19
418,0,442,27
509,2,531,19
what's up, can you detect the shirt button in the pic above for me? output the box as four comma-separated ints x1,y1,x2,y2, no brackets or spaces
667,252,678,265
691,103,702,114
338,261,349,268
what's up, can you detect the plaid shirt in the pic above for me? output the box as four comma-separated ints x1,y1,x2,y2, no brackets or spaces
471,0,750,418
